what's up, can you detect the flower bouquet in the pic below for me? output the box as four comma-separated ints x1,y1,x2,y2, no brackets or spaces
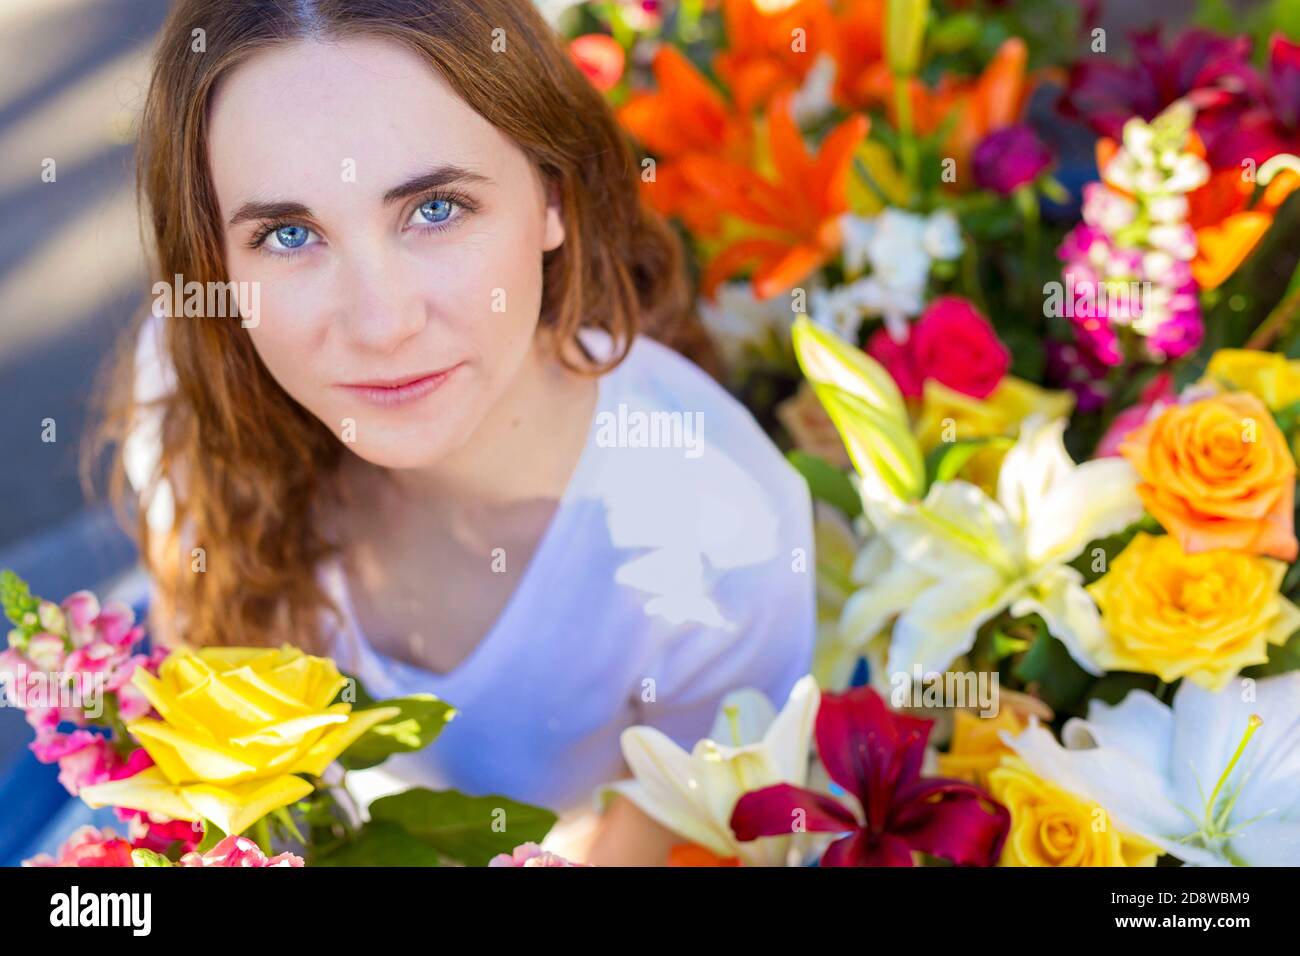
556,0,1300,866
1,570,561,867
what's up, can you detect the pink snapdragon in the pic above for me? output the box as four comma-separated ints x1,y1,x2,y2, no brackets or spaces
1057,104,1208,367
488,842,584,867
178,835,304,867
23,826,136,868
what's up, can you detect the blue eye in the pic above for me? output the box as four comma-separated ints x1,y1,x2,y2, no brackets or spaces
416,198,453,225
274,225,309,248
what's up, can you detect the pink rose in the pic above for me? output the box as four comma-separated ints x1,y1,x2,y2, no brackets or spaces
868,296,1010,399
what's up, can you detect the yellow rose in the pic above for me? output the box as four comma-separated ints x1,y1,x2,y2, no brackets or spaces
936,693,1052,790
1087,532,1300,690
989,758,1159,867
1202,349,1300,411
80,645,399,836
914,376,1074,492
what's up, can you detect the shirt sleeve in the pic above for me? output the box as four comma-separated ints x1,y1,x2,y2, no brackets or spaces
122,313,178,534
632,482,817,750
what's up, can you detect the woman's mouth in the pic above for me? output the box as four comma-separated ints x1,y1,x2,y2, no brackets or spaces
336,363,464,408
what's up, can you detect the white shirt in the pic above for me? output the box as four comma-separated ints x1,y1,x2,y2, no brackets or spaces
130,320,816,818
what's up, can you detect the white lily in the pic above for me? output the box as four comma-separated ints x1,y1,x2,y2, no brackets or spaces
1005,674,1300,866
840,415,1143,678
603,675,820,866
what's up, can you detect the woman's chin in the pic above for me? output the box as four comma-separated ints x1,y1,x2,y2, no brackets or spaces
342,435,464,471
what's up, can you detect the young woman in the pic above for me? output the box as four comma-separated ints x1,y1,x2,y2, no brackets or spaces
106,0,815,864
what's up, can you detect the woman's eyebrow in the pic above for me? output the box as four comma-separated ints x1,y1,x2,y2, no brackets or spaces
382,164,491,205
228,200,312,228
225,166,491,228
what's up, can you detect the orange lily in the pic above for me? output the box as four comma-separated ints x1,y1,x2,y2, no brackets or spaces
831,0,891,110
857,37,1034,178
618,45,754,235
714,0,838,114
680,94,869,299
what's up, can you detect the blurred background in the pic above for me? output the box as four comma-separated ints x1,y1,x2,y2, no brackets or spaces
0,0,1241,863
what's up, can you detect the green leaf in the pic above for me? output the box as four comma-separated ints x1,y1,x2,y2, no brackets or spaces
313,821,443,867
339,694,458,770
1084,672,1159,708
194,819,225,854
989,629,1030,660
924,437,1012,488
333,672,376,708
367,788,557,867
786,450,862,517
1243,626,1300,678
130,848,174,867
1012,620,1093,714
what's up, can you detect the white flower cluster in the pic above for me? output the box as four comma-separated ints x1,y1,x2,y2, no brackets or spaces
812,208,964,342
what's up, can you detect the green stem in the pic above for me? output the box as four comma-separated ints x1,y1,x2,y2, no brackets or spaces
893,75,918,203
1244,281,1300,351
252,816,272,855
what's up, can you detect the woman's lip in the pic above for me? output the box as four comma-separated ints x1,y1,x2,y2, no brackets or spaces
337,363,464,407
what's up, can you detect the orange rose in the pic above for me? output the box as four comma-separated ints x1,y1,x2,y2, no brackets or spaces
1120,392,1297,560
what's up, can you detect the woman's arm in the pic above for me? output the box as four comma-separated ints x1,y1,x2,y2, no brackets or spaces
570,794,682,867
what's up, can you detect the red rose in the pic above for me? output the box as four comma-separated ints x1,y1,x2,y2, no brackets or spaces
867,296,1009,399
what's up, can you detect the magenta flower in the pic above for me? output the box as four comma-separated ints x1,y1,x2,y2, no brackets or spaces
867,296,1010,399
1061,27,1258,147
118,808,200,855
1045,339,1111,413
972,124,1053,195
729,688,1009,867
1202,35,1300,167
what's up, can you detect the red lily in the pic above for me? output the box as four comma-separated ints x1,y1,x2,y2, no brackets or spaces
1201,34,1300,168
1060,27,1262,168
730,687,1010,866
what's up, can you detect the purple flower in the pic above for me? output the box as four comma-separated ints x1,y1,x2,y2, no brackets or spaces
971,124,1053,195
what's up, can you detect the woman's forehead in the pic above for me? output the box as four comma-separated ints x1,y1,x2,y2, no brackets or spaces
206,35,521,219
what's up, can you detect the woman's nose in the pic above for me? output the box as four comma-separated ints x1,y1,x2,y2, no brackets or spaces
336,247,428,354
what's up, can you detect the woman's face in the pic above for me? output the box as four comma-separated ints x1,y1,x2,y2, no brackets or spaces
207,36,565,469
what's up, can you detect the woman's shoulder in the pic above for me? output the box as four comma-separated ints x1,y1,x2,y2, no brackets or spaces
571,330,813,626
585,329,808,510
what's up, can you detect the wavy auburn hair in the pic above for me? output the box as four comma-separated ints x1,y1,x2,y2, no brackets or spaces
97,0,711,654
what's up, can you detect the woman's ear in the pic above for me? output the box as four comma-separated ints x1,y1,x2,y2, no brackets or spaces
542,177,566,252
